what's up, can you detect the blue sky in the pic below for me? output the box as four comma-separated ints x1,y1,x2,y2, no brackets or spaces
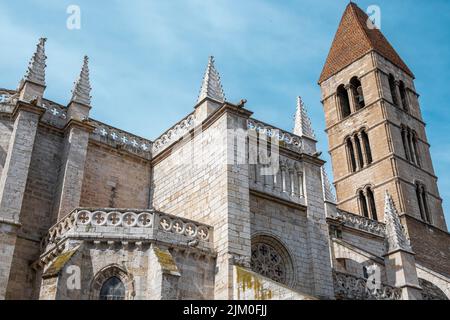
0,0,449,225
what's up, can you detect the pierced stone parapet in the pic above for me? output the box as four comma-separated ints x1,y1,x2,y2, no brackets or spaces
333,209,385,237
333,270,402,300
247,119,303,154
90,120,152,159
40,208,213,254
152,113,196,155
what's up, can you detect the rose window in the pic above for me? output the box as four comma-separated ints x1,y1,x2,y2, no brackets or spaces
251,242,287,284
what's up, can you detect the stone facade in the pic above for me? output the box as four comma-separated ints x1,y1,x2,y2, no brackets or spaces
0,3,449,300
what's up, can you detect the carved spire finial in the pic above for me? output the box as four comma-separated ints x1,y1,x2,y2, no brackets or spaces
22,37,47,86
384,191,412,253
197,56,225,104
71,55,92,106
293,96,316,139
321,166,336,203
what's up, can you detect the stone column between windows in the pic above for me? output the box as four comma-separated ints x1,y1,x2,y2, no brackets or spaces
407,129,417,165
352,137,361,171
357,132,369,167
345,84,356,113
401,128,411,161
289,169,295,196
394,80,402,108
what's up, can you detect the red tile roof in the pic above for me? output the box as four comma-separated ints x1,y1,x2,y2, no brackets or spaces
318,2,414,84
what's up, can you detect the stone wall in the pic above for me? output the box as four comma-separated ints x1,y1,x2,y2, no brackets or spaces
39,241,215,300
6,127,63,299
249,192,313,295
80,143,151,209
0,115,13,177
233,266,316,300
152,106,252,299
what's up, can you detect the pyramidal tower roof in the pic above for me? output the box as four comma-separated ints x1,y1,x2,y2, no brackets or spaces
197,56,225,104
319,2,413,83
384,191,412,253
293,96,316,139
71,56,92,106
23,37,47,86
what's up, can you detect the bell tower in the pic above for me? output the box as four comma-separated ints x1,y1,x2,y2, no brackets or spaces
318,3,449,275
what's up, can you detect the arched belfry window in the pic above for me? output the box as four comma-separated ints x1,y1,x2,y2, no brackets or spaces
361,130,372,164
346,137,357,172
345,129,373,173
100,276,125,300
416,182,431,224
350,77,365,110
398,80,408,112
389,74,398,106
354,134,364,169
358,187,378,221
401,125,421,167
337,84,351,119
366,188,378,221
359,190,369,218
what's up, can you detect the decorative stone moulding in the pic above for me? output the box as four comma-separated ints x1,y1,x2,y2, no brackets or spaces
40,208,213,253
333,270,401,300
334,210,386,237
152,113,196,155
91,120,152,156
247,119,303,153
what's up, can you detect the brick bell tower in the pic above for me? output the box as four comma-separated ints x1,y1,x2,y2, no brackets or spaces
318,2,450,275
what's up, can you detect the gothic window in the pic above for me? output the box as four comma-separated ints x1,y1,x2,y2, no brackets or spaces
416,182,431,223
398,80,408,112
99,276,125,300
359,187,377,220
354,134,364,169
389,74,398,106
412,131,421,167
401,126,410,161
419,279,449,300
346,138,357,173
359,190,369,218
367,187,378,221
337,84,351,119
90,265,134,300
350,77,365,110
251,236,294,286
401,125,421,167
361,130,373,164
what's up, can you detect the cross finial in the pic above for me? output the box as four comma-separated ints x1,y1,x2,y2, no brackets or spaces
293,96,316,139
71,55,92,106
197,56,225,104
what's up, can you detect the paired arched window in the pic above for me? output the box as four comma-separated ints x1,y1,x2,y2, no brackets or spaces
337,84,351,118
345,129,373,173
415,182,431,223
336,77,366,119
358,186,378,221
388,74,409,112
401,125,420,167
